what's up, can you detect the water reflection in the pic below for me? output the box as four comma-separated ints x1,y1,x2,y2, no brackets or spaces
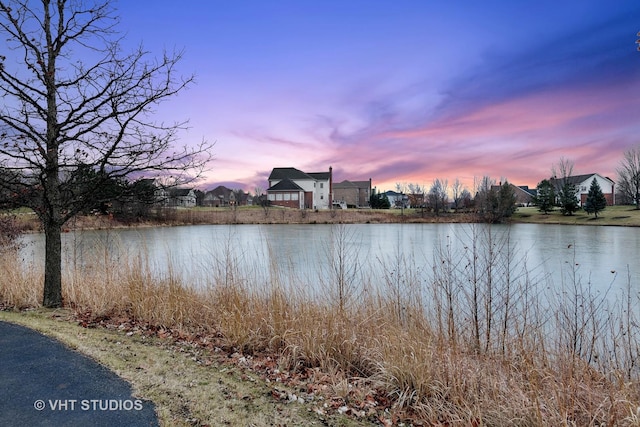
18,223,639,298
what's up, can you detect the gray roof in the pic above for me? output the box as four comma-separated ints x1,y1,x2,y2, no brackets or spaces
333,180,370,189
267,179,304,191
268,167,312,181
307,172,330,180
550,173,614,187
268,167,330,181
207,185,233,197
169,188,194,197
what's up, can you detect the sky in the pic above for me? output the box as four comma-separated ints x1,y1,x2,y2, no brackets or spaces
114,0,640,193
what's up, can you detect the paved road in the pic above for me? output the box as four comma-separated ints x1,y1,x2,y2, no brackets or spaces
0,321,158,426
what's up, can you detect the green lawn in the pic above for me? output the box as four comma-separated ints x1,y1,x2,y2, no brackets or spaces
512,205,640,226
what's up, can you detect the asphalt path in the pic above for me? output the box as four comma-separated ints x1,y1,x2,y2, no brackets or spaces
0,320,158,426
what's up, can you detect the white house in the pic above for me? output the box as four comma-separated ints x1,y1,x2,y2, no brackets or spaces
551,173,615,206
384,190,410,209
267,167,332,209
168,188,197,207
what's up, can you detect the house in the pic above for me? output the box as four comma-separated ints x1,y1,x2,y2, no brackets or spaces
491,183,537,206
203,185,234,207
332,179,372,208
267,167,332,209
384,190,410,209
203,186,252,207
167,188,197,207
550,173,615,206
146,181,196,208
407,193,425,208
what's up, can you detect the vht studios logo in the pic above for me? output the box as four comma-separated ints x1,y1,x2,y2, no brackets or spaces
34,399,143,411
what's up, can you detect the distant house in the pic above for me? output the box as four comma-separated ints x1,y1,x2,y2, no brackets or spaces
267,167,332,209
550,173,615,206
167,188,197,207
204,185,234,207
136,181,195,208
384,190,410,209
407,193,425,208
203,186,252,207
332,179,372,208
491,183,536,206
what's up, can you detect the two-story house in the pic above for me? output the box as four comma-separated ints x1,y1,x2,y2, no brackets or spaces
267,167,333,209
551,173,615,206
333,179,372,208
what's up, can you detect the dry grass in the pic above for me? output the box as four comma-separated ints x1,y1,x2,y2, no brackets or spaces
11,206,481,231
3,225,640,426
0,309,355,427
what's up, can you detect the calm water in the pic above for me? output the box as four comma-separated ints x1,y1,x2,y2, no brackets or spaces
18,223,640,298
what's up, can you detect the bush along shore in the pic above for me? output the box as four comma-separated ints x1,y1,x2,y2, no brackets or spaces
2,209,640,425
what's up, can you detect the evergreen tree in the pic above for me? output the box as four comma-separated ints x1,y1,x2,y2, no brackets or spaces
534,179,555,214
497,181,517,219
584,178,607,218
370,190,390,209
475,177,516,223
559,182,580,216
475,176,498,222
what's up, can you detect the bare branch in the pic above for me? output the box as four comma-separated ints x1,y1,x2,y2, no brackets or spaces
0,0,213,307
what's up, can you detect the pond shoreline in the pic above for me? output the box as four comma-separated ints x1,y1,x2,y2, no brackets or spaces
12,204,640,233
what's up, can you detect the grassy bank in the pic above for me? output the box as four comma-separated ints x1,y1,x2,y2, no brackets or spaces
3,223,640,426
512,205,640,226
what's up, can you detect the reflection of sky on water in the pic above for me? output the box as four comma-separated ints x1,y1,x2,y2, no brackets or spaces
18,223,639,302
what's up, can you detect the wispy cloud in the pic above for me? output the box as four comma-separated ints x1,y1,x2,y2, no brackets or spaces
285,8,640,190
145,1,640,192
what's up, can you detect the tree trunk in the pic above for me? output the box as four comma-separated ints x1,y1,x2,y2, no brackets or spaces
41,159,63,308
42,0,61,308
42,219,63,307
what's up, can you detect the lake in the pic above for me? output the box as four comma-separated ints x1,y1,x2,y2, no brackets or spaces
18,223,640,302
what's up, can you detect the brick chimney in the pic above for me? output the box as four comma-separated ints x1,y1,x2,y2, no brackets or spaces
329,166,333,208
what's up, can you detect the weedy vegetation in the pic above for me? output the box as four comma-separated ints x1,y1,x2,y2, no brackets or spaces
2,220,640,426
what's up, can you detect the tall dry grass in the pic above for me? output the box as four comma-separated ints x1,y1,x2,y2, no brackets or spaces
2,224,640,425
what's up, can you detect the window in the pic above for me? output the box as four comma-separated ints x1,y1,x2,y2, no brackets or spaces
291,193,299,200
320,183,324,188
276,193,283,201
284,193,291,201
268,194,275,201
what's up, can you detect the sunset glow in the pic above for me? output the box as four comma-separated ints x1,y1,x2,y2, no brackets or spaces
116,0,640,193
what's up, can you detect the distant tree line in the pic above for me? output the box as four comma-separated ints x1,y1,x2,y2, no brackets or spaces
374,176,518,223
0,164,164,221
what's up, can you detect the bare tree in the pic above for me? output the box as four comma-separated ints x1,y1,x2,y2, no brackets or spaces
617,145,640,209
552,157,575,182
474,177,517,222
322,224,364,313
407,183,424,209
552,157,579,215
474,176,496,220
427,178,449,215
0,0,213,307
451,178,466,211
395,182,408,194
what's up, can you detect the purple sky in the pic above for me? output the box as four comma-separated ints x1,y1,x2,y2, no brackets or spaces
116,1,640,193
